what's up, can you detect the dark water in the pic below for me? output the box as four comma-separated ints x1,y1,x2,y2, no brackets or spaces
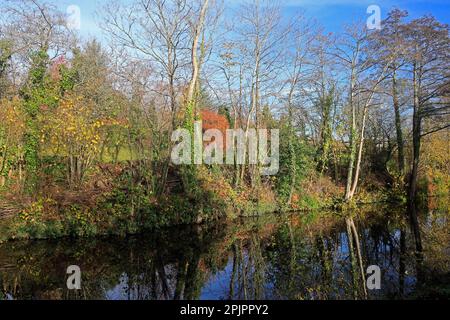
0,206,449,300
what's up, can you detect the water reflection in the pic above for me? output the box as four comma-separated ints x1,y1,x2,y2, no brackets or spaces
0,206,448,300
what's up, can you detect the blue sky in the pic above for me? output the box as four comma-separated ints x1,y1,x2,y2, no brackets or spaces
54,0,450,40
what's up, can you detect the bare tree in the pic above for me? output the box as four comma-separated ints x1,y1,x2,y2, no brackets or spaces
101,0,218,193
222,0,290,184
403,16,449,252
281,15,318,204
332,23,394,201
0,0,76,82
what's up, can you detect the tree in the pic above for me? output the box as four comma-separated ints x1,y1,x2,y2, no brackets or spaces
0,96,25,186
1,0,76,192
102,0,218,194
402,16,450,205
333,23,393,201
221,0,290,185
0,0,75,84
1,0,74,53
372,9,410,176
20,49,59,192
403,16,449,252
0,39,13,98
280,15,317,204
41,95,122,186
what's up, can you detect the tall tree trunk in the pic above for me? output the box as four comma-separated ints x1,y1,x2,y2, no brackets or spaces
345,103,357,200
408,63,423,253
349,105,368,198
186,0,209,106
286,76,298,206
392,69,405,173
345,62,357,201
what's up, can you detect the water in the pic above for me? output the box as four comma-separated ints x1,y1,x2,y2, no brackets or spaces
0,206,448,300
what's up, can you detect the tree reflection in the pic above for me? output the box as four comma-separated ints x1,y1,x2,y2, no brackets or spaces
0,204,448,300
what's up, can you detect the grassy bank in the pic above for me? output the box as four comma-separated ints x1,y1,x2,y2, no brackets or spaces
1,157,442,242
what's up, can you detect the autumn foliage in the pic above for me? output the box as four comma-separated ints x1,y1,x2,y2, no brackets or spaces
201,109,229,150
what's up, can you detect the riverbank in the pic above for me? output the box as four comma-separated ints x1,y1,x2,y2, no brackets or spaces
0,162,343,241
1,159,443,242
0,190,395,243
0,186,390,243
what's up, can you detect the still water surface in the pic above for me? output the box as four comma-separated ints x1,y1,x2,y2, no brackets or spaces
0,206,448,300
